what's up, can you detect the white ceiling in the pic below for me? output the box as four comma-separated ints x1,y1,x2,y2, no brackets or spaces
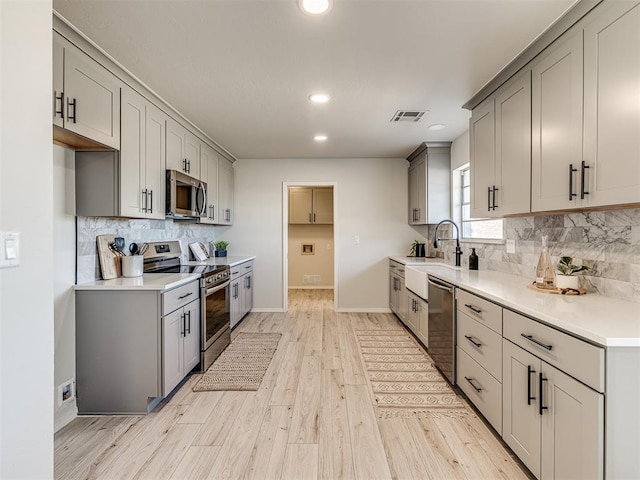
53,0,577,160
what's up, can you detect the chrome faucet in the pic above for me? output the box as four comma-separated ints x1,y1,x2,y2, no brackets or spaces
433,219,463,267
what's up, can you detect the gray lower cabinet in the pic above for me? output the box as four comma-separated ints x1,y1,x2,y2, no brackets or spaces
162,297,200,396
75,279,200,414
230,260,253,329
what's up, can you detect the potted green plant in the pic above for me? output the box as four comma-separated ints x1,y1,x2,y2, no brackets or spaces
213,240,229,257
556,256,589,289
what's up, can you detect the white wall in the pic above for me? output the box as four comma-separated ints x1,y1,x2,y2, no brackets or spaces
451,130,470,170
53,145,77,431
0,1,54,478
228,158,425,311
288,224,334,288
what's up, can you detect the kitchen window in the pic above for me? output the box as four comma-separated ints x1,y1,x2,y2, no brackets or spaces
456,166,503,241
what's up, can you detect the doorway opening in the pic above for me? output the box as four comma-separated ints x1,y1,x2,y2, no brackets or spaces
282,182,337,312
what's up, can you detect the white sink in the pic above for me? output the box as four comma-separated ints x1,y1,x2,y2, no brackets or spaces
405,266,429,300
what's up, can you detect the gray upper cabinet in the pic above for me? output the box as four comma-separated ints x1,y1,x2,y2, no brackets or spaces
531,30,584,212
218,158,235,225
120,86,167,220
200,144,220,224
471,69,531,218
407,143,451,225
288,187,333,225
53,32,121,150
582,1,640,208
166,119,200,179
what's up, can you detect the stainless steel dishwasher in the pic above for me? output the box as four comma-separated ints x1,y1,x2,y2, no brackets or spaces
427,276,456,384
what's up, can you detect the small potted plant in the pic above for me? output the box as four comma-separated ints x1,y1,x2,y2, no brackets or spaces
213,240,229,257
556,256,589,289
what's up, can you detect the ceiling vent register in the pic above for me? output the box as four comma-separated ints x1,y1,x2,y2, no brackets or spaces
390,110,427,123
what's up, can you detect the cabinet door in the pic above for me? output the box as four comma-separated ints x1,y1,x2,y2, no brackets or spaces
166,119,187,173
313,188,333,224
183,302,201,373
531,31,584,212
470,98,496,219
502,340,541,479
184,132,200,178
583,2,640,208
120,87,146,218
389,274,399,315
145,103,167,219
162,309,184,396
200,145,219,223
494,70,531,216
408,157,427,225
540,364,604,480
243,273,253,317
289,188,313,224
406,294,417,331
218,159,234,225
64,45,121,149
230,280,241,328
53,35,64,128
398,277,408,322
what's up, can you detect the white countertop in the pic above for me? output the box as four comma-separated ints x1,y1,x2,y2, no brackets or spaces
390,256,449,266
75,255,256,292
403,263,640,348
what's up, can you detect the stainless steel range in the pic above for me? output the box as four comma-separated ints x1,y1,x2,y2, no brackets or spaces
143,241,231,372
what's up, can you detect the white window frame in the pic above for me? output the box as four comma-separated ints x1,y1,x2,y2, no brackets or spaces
453,164,504,243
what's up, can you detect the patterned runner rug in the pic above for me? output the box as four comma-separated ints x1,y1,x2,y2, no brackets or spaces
193,332,281,391
355,329,469,418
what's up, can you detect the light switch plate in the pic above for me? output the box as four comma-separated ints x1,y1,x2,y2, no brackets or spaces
506,239,516,254
0,232,20,268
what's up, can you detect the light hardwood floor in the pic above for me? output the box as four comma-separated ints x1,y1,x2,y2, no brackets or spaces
55,289,529,480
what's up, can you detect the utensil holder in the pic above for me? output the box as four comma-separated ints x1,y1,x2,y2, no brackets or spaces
122,255,144,277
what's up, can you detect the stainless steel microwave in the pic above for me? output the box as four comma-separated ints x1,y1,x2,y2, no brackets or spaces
166,170,207,219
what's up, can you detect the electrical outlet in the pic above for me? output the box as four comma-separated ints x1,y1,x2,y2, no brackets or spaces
354,235,360,244
58,378,75,405
506,239,516,254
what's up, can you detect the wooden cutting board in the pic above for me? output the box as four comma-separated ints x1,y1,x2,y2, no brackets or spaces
96,234,121,280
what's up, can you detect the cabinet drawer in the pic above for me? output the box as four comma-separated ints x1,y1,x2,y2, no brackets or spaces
457,311,502,381
457,290,502,334
389,260,404,278
238,260,253,274
503,309,604,392
163,280,199,316
457,347,502,435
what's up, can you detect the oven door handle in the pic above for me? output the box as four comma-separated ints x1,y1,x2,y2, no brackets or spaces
205,279,230,296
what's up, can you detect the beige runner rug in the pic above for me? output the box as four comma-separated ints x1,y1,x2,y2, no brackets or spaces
193,332,281,392
355,329,469,418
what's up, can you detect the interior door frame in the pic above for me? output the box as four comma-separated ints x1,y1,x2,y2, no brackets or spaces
282,181,338,312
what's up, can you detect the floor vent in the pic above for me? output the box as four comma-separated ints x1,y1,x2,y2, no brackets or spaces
390,110,428,123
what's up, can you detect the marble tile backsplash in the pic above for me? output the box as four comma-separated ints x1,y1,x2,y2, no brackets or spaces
427,208,640,303
77,217,225,283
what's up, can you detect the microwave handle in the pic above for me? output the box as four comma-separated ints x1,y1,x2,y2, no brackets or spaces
198,182,207,216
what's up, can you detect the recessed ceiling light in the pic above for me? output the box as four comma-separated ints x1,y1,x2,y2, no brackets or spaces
314,134,328,142
428,124,446,131
309,93,330,103
298,0,332,15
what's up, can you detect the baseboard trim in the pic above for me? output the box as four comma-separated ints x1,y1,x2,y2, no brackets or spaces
54,402,78,432
250,308,286,313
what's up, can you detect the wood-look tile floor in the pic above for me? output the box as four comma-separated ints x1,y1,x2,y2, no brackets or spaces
55,290,529,480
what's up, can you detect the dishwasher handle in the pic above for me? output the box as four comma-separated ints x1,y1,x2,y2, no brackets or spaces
427,276,453,294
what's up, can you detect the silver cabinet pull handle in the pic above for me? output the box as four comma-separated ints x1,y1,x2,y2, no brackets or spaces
465,376,482,393
465,335,482,348
149,190,153,214
464,304,482,314
521,333,553,351
180,313,185,337
178,292,193,300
